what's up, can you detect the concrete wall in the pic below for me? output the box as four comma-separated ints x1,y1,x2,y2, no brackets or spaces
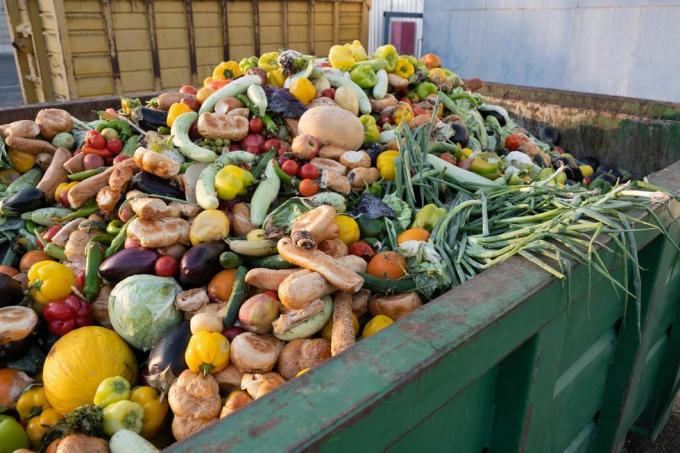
423,1,680,102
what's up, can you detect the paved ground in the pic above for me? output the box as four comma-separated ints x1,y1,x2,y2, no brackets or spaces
0,53,24,107
624,394,680,453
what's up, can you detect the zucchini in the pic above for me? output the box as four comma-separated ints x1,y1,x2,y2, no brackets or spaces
110,429,159,453
219,251,242,269
199,75,262,115
243,254,296,269
250,160,280,226
223,266,247,327
247,84,267,117
359,272,418,294
373,69,388,100
171,111,217,163
324,71,371,114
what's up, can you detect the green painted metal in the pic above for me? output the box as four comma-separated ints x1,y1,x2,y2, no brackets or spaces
165,85,680,453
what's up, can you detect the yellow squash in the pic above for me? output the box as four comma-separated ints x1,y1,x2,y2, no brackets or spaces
43,326,137,414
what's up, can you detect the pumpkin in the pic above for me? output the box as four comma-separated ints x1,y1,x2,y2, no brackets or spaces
43,326,137,414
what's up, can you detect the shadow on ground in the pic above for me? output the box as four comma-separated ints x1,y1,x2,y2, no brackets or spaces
624,394,680,453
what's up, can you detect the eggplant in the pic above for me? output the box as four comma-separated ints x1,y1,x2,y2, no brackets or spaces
179,241,227,287
146,321,191,394
0,306,38,362
451,122,469,147
0,273,24,307
135,107,168,131
132,172,185,199
564,165,584,182
366,143,384,167
99,247,159,283
477,104,508,127
0,187,46,217
539,126,560,145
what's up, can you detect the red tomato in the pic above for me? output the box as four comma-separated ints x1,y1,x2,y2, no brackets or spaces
246,145,261,155
348,241,376,262
280,159,300,176
181,97,200,111
113,154,131,164
107,138,123,154
277,141,291,156
242,134,265,153
82,144,113,158
505,133,528,151
155,255,179,277
264,138,281,153
321,88,335,99
58,189,70,208
43,224,62,242
86,130,106,149
249,117,264,134
75,271,85,290
298,163,319,180
180,85,198,95
208,80,229,91
298,178,319,196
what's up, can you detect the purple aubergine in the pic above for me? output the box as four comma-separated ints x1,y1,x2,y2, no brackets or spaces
179,241,227,287
99,247,160,283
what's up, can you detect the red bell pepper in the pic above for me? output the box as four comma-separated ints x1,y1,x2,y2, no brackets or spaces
43,295,92,336
82,144,113,159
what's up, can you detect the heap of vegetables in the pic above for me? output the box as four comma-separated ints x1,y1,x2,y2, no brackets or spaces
0,40,675,451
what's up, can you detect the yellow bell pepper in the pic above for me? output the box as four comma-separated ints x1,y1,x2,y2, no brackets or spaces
17,387,51,421
27,261,75,305
289,77,316,105
189,209,230,246
335,215,360,245
392,101,414,126
130,386,169,439
93,376,130,407
363,314,394,337
267,68,285,88
203,76,214,88
239,56,259,74
8,149,35,173
25,408,62,448
377,150,399,181
344,40,368,62
328,45,355,71
427,67,448,85
212,60,242,80
393,57,414,79
185,331,230,375
54,181,77,201
373,44,398,72
258,52,280,73
215,165,254,201
166,102,194,128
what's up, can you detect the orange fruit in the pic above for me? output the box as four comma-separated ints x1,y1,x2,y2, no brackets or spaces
207,269,237,303
397,228,430,245
366,251,407,280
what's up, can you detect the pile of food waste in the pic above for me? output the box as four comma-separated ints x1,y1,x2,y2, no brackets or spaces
0,41,675,451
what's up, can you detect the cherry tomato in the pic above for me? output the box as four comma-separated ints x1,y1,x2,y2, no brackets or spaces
281,159,300,176
263,138,281,153
321,88,335,99
505,133,528,151
180,85,198,95
43,224,62,242
107,138,123,154
181,97,200,111
155,255,179,277
249,117,264,134
86,130,106,149
298,178,319,196
298,163,319,180
113,154,131,164
208,79,229,91
348,241,376,262
75,271,85,290
246,145,261,155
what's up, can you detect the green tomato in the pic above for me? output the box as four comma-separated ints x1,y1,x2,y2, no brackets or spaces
100,127,119,140
0,415,29,453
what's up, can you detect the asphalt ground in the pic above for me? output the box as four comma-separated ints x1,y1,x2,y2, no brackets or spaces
624,393,680,453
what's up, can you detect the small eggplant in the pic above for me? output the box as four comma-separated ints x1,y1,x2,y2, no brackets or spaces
146,321,191,394
451,122,469,147
564,165,584,182
99,247,160,283
179,241,227,287
132,172,185,199
135,107,168,131
0,306,38,361
0,273,24,307
0,187,46,217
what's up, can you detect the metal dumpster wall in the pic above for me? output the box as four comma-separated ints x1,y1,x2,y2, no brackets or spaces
160,86,680,452
2,0,370,103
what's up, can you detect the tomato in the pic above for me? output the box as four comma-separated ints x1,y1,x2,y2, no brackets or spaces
106,138,123,154
321,88,335,99
242,134,265,153
180,85,198,95
281,159,300,176
154,255,179,277
86,130,106,149
246,145,261,155
82,144,112,158
298,178,319,196
397,228,430,244
348,241,376,261
181,97,200,111
277,141,291,156
58,189,70,208
249,117,264,134
366,251,407,279
207,269,237,302
420,53,441,69
298,163,319,180
263,138,281,153
208,79,229,91
113,154,131,164
505,133,528,151
75,271,85,290
43,224,62,242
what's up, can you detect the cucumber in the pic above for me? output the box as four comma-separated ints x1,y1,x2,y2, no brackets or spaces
110,429,159,453
171,111,217,163
373,69,388,100
243,254,296,269
359,272,418,294
249,160,280,226
199,75,262,115
223,266,248,327
219,251,242,269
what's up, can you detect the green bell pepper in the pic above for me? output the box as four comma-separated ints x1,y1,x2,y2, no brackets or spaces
415,81,438,100
357,214,385,238
350,65,378,88
412,204,446,231
470,153,501,180
360,115,380,144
